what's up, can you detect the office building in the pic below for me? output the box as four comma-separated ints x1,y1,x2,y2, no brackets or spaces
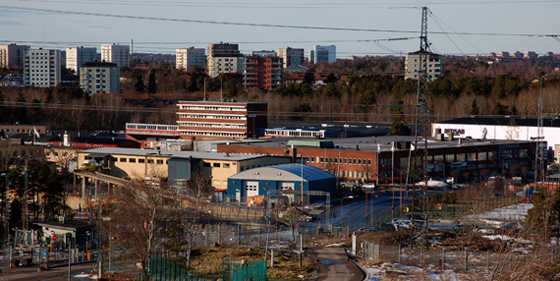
176,100,267,140
310,45,336,63
0,44,29,69
23,48,61,88
404,50,442,80
276,47,304,68
101,43,130,67
66,46,97,74
176,47,206,71
79,62,120,94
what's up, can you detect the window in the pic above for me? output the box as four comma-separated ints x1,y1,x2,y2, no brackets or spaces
368,159,371,165
138,159,145,163
223,163,230,168
157,159,164,164
353,158,357,165
320,157,323,163
129,158,136,163
467,153,477,161
213,163,221,168
358,159,362,165
446,154,455,162
148,159,154,164
478,152,487,161
489,151,498,161
120,158,126,162
456,154,466,162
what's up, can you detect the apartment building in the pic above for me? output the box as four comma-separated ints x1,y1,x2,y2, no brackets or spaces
0,43,29,69
276,47,304,68
207,43,243,77
66,46,97,74
23,48,61,88
404,50,442,80
243,52,283,91
79,62,120,94
310,45,336,63
176,47,206,71
176,100,267,140
101,43,130,67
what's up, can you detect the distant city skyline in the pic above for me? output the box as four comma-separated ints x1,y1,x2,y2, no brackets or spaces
1,0,559,58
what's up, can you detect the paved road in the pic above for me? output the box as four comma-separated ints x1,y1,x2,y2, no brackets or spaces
0,261,96,281
309,247,364,281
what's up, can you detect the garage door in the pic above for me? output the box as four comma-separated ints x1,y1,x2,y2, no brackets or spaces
243,181,259,201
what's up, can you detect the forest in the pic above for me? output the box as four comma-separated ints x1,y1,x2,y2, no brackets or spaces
1,57,560,132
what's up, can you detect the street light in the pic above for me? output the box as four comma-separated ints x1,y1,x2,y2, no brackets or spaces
341,196,354,229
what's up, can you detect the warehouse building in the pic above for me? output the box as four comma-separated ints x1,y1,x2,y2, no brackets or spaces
227,163,336,204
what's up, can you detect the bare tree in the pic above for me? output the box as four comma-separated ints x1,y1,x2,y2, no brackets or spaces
107,180,177,278
278,205,301,241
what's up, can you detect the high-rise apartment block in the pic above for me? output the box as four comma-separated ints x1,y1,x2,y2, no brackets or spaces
207,43,243,78
243,51,283,91
310,45,336,63
176,100,267,140
176,47,206,71
0,44,29,69
23,48,61,88
404,50,442,80
66,46,97,74
276,47,304,68
101,43,130,67
80,62,120,95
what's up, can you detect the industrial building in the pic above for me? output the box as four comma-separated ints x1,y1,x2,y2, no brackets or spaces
227,163,336,204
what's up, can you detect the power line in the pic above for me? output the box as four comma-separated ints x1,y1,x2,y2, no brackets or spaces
1,5,559,38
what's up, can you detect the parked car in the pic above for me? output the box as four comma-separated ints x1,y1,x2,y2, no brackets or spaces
340,180,361,189
362,182,379,189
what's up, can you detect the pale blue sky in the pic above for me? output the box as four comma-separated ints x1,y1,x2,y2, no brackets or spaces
1,0,559,57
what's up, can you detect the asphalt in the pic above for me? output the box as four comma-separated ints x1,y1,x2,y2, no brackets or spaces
308,247,364,281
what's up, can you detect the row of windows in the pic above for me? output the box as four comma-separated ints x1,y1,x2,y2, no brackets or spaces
0,128,42,133
177,122,246,129
178,114,246,120
309,156,372,165
118,157,166,164
179,131,246,137
337,171,372,179
127,124,178,131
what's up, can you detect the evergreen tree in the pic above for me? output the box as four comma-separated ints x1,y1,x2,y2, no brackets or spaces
147,69,157,93
132,70,145,93
469,99,480,115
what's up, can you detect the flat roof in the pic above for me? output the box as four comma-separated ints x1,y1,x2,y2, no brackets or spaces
177,100,267,105
435,117,560,128
80,147,283,161
223,135,535,153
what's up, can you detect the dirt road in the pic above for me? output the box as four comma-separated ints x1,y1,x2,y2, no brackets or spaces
310,247,364,281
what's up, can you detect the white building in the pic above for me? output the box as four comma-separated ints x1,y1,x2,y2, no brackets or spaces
432,117,558,161
176,47,206,71
404,50,442,80
0,44,29,69
101,43,130,67
79,62,120,94
23,48,61,88
310,45,336,63
276,47,304,68
66,46,97,74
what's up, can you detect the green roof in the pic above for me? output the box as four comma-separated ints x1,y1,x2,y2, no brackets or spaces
287,139,335,148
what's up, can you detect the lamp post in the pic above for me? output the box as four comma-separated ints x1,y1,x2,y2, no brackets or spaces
341,196,354,229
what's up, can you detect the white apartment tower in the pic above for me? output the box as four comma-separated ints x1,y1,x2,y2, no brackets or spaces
207,43,243,78
101,43,130,67
404,50,442,80
79,62,120,95
275,47,304,68
176,47,206,71
23,48,61,88
66,46,97,74
0,44,29,69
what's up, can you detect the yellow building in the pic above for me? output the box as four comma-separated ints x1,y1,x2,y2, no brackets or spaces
76,147,292,190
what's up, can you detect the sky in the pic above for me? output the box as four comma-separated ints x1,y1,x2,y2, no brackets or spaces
1,0,559,58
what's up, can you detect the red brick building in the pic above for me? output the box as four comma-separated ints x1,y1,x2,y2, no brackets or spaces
176,101,267,140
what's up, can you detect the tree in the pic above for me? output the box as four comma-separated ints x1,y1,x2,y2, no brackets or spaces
490,102,510,115
147,69,157,93
132,70,146,93
387,101,411,136
469,99,480,115
107,181,177,278
291,103,312,121
278,205,301,241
